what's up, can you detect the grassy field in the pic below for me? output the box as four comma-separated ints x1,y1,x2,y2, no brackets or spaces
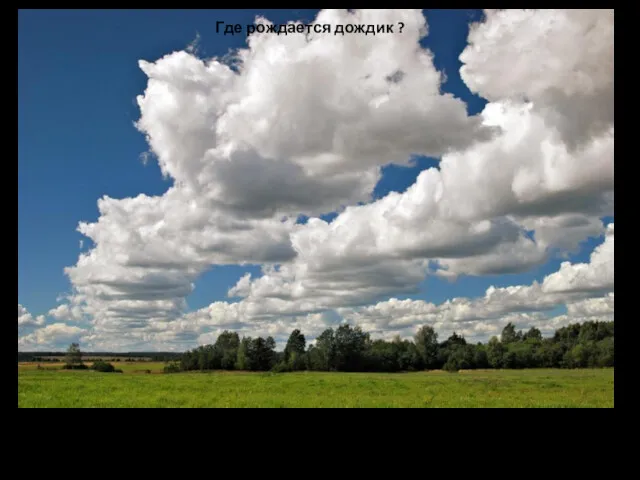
18,361,167,373
17,367,613,408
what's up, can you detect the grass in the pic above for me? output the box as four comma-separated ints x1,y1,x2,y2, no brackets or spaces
17,367,613,408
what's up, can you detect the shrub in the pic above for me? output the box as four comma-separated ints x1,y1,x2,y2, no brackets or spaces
271,361,291,373
164,362,181,374
443,359,459,373
91,361,116,373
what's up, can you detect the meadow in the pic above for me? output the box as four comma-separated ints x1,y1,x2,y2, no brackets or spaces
18,365,613,408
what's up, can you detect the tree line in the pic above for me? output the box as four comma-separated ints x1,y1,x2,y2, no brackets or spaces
170,320,614,373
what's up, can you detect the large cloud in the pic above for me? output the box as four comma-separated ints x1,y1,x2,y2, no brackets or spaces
134,9,491,217
63,9,496,334
460,9,614,150
45,9,615,350
45,221,612,351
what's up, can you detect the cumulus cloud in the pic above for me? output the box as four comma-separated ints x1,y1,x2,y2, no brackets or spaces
48,303,84,322
542,223,614,294
50,9,614,350
460,9,614,149
18,304,45,328
18,323,87,350
61,221,613,350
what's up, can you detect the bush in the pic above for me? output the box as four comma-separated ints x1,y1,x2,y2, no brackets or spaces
443,359,459,373
91,361,116,373
164,362,181,374
271,361,291,373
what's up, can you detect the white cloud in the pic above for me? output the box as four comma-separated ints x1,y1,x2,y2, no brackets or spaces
65,222,613,350
18,304,45,328
18,323,87,350
460,9,614,149
48,303,84,322
566,293,614,318
542,223,614,294
64,9,495,337
50,9,614,350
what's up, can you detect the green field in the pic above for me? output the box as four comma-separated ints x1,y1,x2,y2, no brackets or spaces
18,367,613,408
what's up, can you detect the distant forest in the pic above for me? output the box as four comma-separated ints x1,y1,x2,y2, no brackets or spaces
172,321,613,373
18,321,613,373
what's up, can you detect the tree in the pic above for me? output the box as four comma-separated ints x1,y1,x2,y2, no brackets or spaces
523,327,542,343
315,328,336,371
501,323,520,344
414,325,438,369
247,336,277,371
284,329,306,363
215,331,240,370
334,324,370,371
474,343,489,369
65,343,83,368
236,337,251,370
487,336,505,368
168,320,614,373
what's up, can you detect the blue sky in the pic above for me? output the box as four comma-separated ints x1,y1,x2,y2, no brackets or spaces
18,9,614,350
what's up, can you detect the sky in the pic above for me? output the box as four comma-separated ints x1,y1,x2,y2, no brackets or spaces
18,9,614,351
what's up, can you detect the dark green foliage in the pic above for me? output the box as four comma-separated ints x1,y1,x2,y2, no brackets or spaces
523,327,542,343
248,336,277,371
313,328,337,371
163,362,181,373
271,361,290,373
333,324,370,371
236,337,251,370
474,344,489,369
443,359,460,372
501,323,519,344
414,326,438,369
284,329,306,362
91,361,117,373
167,320,613,373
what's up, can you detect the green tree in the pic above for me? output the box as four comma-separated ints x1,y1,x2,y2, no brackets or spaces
523,327,542,343
65,343,83,367
595,337,614,367
214,331,240,369
248,336,277,371
284,329,306,363
315,328,336,371
414,325,438,369
501,323,520,344
334,324,370,371
487,336,505,368
474,343,489,369
236,337,251,370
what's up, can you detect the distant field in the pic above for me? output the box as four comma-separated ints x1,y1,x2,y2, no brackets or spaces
33,356,154,362
17,368,613,408
18,361,167,373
